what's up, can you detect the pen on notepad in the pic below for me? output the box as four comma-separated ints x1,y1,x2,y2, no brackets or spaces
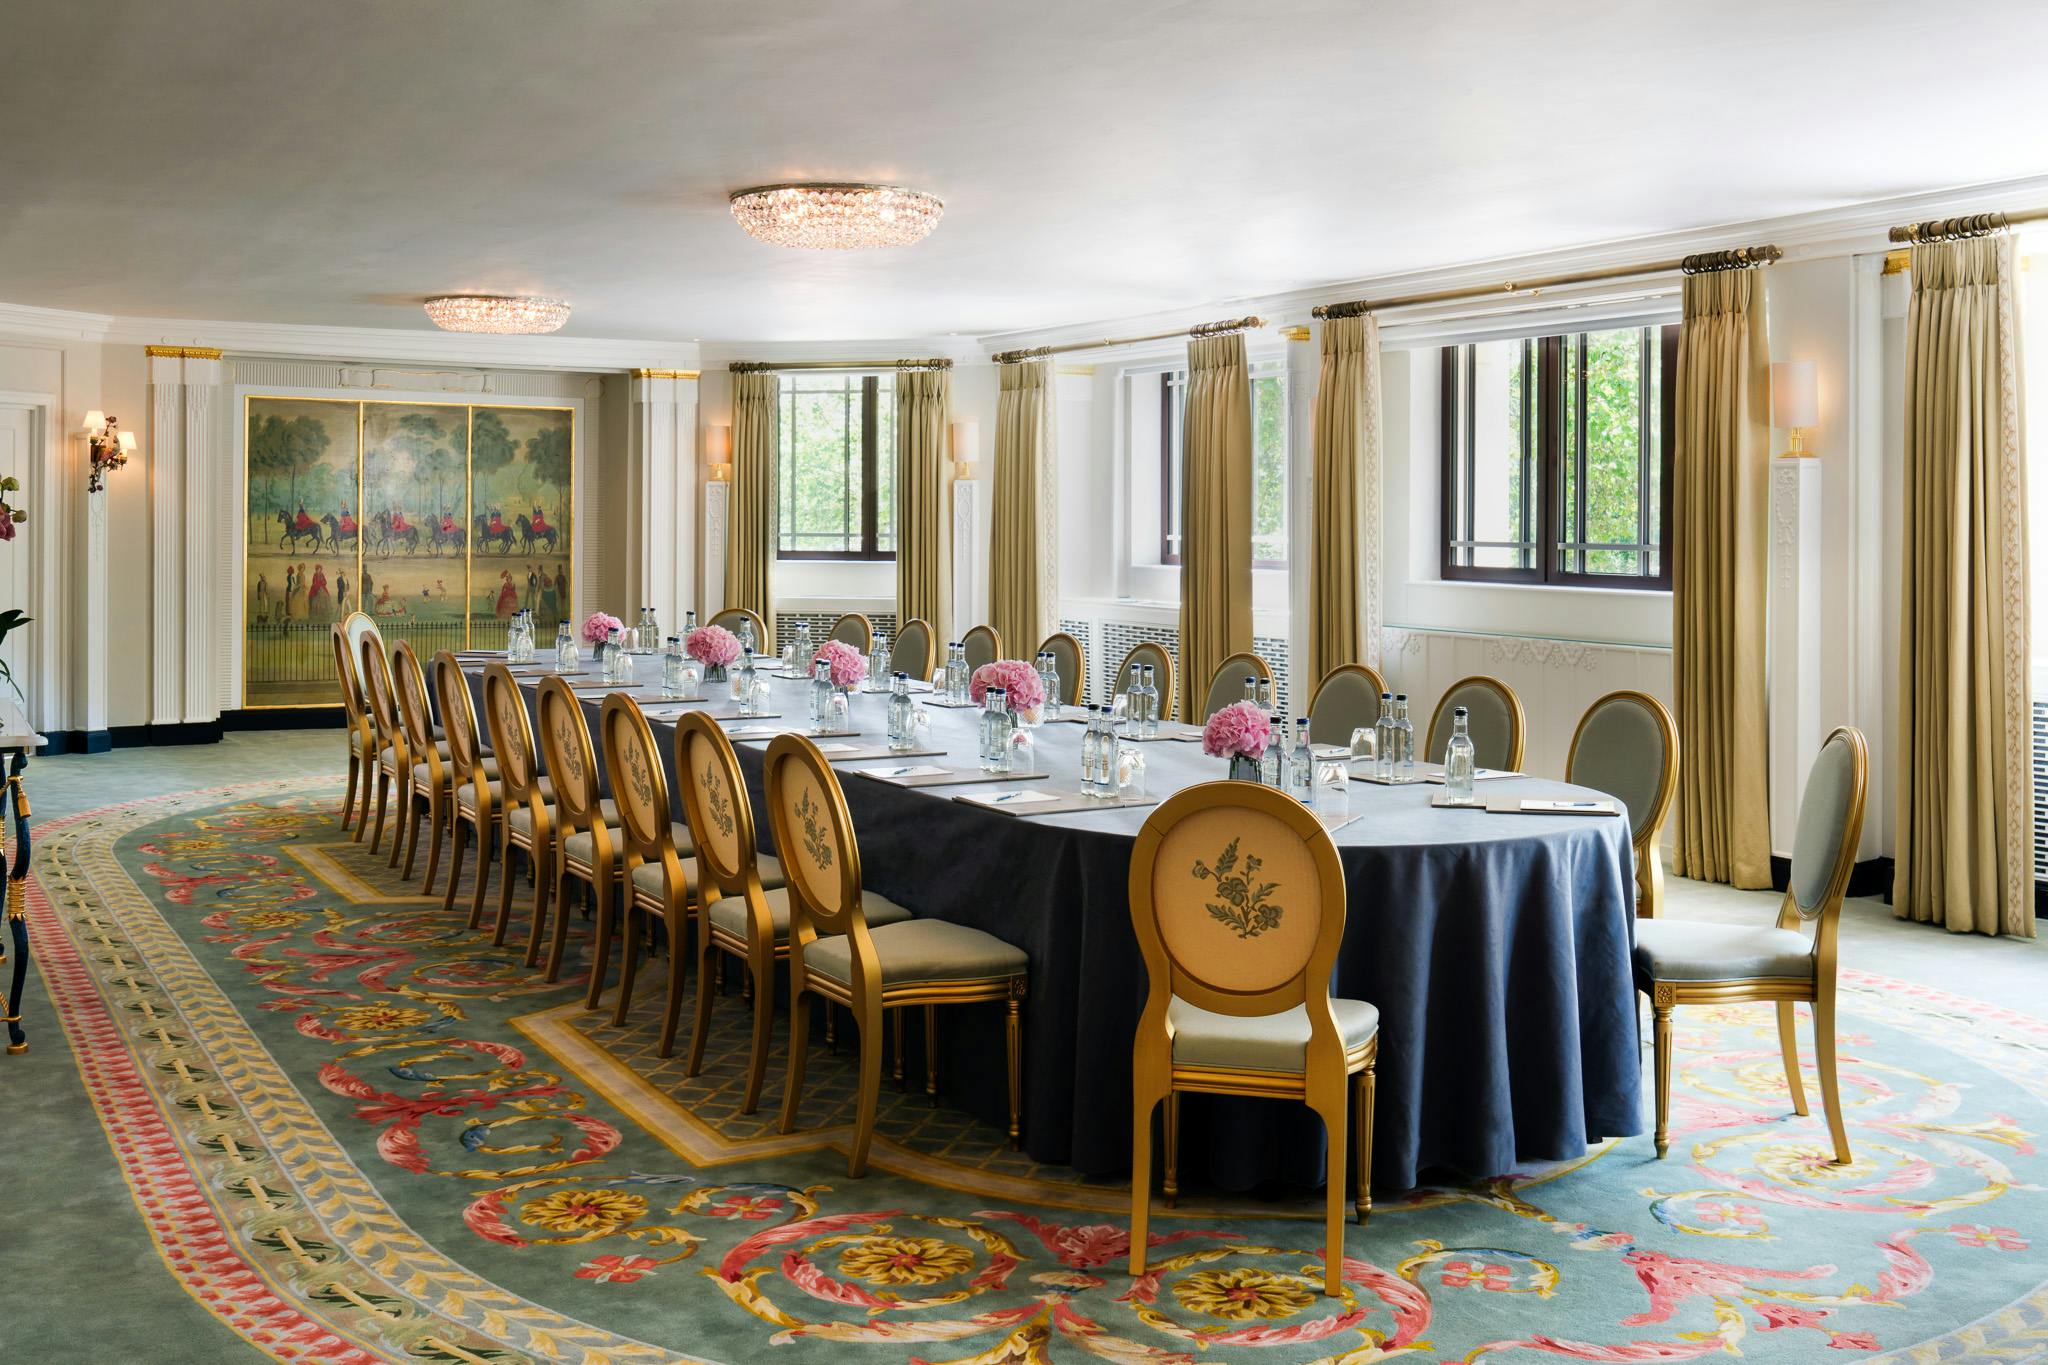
988,791,1030,804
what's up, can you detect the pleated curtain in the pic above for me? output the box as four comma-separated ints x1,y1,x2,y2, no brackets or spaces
989,358,1058,655
1895,235,2033,938
1671,267,1774,889
896,367,951,640
725,370,780,644
1178,332,1254,723
1309,314,1383,680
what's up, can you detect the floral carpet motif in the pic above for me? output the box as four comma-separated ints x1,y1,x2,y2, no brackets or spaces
25,777,2048,1363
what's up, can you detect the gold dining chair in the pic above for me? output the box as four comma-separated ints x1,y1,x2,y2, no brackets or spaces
1202,650,1272,720
676,714,879,1102
481,664,558,964
391,641,453,890
766,735,1026,1176
1127,780,1378,1298
1113,641,1177,722
1425,675,1525,771
1566,691,1679,918
961,624,1002,672
433,652,503,923
534,677,625,997
330,622,375,834
1635,726,1867,1164
358,635,405,856
1036,631,1086,707
1307,663,1389,749
708,607,768,656
598,694,702,1042
890,617,937,682
829,612,873,653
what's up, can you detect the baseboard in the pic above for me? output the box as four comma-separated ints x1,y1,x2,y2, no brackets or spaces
1768,854,1893,901
222,708,338,732
37,729,113,755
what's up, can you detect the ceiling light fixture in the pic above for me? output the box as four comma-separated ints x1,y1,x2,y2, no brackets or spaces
728,182,943,250
423,294,571,334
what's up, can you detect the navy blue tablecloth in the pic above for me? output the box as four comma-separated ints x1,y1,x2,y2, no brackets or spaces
463,663,1643,1190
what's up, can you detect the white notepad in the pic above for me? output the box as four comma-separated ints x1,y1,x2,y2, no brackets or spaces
851,764,950,779
957,788,1060,809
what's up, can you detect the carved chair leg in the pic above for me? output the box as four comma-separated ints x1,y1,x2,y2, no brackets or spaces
924,1003,938,1106
1162,1091,1180,1208
1776,1000,1809,1116
1354,1062,1375,1224
1005,997,1023,1151
1652,999,1674,1159
1814,985,1852,1165
779,988,813,1136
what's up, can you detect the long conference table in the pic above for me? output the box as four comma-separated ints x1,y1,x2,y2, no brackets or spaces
460,655,1644,1192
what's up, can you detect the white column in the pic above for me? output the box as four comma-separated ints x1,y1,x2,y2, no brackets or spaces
183,355,224,724
147,346,226,726
626,370,699,632
949,476,979,643
1768,456,1824,858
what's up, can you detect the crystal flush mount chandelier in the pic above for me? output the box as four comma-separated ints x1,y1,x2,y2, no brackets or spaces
728,182,944,250
423,294,572,334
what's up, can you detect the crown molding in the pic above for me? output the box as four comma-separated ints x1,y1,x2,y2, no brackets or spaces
969,173,2048,357
697,337,985,371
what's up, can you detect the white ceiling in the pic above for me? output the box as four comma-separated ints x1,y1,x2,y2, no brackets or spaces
5,0,2048,344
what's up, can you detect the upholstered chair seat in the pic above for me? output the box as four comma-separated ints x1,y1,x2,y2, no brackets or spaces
413,756,495,788
633,850,788,908
1168,998,1380,1073
1633,921,1814,982
801,915,1020,989
458,775,550,816
383,739,451,768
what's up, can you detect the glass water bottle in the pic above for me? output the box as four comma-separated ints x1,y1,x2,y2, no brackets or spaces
1444,705,1477,803
1394,693,1416,781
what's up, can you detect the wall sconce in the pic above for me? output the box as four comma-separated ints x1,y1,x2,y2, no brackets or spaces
704,423,732,482
82,410,136,493
949,419,980,481
1770,361,1819,459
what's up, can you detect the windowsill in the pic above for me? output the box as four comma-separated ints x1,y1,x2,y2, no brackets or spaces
776,558,898,565
1388,576,1672,650
1431,576,1670,600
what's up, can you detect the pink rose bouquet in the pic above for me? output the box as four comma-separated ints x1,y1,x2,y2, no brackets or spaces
969,658,1046,714
815,639,868,689
1202,700,1272,760
685,624,741,668
581,612,625,646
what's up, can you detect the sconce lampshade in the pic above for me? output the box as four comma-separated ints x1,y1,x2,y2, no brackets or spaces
704,423,732,466
1771,361,1818,429
949,419,979,463
118,429,138,451
83,410,107,433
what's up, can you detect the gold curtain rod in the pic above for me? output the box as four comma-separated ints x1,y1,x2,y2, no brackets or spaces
991,315,1265,366
1888,207,2048,243
1309,244,1784,320
728,357,953,373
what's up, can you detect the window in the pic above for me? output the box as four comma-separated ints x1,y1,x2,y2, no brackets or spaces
1158,360,1289,567
777,374,896,559
1440,325,1677,589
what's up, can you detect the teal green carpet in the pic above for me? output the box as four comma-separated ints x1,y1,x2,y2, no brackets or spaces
11,776,2048,1362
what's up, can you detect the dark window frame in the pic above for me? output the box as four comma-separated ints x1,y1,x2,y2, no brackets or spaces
777,373,896,562
1438,325,1677,591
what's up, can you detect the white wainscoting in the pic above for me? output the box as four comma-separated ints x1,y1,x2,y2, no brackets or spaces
1379,626,1673,782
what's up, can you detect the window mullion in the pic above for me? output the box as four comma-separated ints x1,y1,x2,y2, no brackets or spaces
1537,336,1561,585
861,376,879,557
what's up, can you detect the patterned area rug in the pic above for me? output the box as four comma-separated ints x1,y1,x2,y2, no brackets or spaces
23,777,2048,1363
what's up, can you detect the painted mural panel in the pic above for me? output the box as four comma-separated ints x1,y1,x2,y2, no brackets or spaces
360,402,470,662
244,397,360,707
468,405,574,640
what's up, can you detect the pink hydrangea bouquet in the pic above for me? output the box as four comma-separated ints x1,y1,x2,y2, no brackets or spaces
970,658,1047,718
580,612,625,646
1203,700,1272,762
815,639,868,689
685,624,741,669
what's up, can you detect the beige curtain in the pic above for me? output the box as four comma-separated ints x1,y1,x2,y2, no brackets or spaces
1672,267,1773,889
1309,314,1383,680
725,371,779,643
1895,235,2032,937
896,367,951,639
990,359,1058,655
1178,332,1254,723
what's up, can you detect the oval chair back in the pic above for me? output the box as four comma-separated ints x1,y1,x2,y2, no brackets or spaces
598,693,677,875
961,624,1002,672
1425,674,1525,772
390,642,438,765
1308,663,1388,749
480,664,540,809
358,633,401,755
433,651,486,788
1203,651,1272,721
891,617,937,681
829,612,873,652
1036,631,1086,706
343,611,382,686
763,734,875,952
674,712,761,901
331,623,374,833
534,677,604,837
708,607,768,655
1786,727,1868,934
1566,690,1678,916
331,624,368,717
1113,641,1177,720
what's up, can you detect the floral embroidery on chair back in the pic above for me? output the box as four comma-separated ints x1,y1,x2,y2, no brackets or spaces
358,636,401,748
1131,782,1347,1016
763,735,861,930
390,642,437,756
535,677,600,827
481,665,535,795
675,715,749,890
432,652,483,781
599,695,669,854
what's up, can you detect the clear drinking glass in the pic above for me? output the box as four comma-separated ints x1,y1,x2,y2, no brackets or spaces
678,658,703,701
823,690,851,735
1316,757,1351,818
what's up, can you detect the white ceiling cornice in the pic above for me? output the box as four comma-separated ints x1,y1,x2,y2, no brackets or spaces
968,173,2048,357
